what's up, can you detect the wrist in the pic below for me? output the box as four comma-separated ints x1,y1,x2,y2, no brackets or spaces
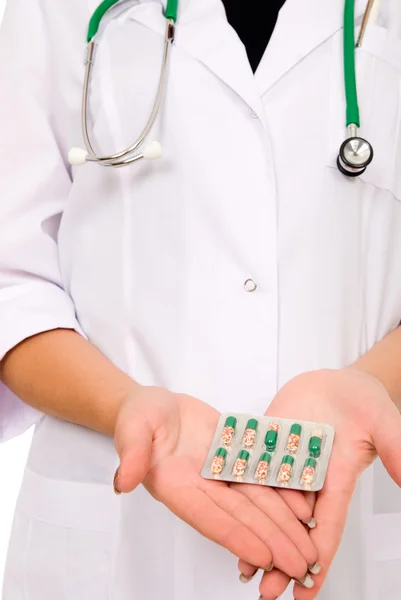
343,327,401,411
106,380,144,437
344,363,395,404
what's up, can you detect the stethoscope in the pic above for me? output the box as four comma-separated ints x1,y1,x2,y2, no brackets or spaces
68,0,377,177
68,0,178,167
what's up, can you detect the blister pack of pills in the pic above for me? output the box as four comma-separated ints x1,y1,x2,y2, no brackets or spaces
201,414,335,491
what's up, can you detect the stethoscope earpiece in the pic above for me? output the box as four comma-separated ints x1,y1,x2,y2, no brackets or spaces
68,147,89,166
142,141,163,160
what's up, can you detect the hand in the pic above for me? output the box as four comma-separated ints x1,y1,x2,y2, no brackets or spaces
236,488,317,588
248,368,401,599
113,386,318,579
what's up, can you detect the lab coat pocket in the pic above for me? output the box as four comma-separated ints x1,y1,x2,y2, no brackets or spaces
3,469,119,600
327,24,401,200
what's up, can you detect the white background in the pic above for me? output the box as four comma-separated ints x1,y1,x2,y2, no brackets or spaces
0,2,34,592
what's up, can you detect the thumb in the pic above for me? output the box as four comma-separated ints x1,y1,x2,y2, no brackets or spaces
371,401,401,487
114,403,153,494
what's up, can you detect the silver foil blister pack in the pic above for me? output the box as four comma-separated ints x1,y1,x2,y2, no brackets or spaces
201,413,335,491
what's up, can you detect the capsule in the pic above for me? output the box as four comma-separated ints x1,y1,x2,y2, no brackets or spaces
255,452,272,482
211,447,227,476
232,449,250,478
308,430,323,458
265,422,280,452
286,423,302,454
300,457,317,487
242,418,258,449
221,416,237,446
277,455,295,484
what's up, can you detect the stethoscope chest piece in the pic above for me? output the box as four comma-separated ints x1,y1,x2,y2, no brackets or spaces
337,136,374,177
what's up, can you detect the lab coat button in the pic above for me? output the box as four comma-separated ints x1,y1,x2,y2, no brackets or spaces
248,107,259,119
244,279,257,292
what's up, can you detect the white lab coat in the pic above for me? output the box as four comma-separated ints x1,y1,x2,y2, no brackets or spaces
1,0,401,598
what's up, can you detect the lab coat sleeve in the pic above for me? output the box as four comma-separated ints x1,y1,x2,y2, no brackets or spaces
0,0,86,442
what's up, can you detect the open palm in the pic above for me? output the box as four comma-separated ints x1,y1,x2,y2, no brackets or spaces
249,368,401,599
113,386,317,579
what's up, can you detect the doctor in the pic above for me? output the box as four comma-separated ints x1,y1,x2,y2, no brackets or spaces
1,0,401,598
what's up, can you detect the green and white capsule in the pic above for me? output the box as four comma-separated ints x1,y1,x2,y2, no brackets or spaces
232,449,250,477
242,418,258,449
221,416,237,446
277,455,295,484
300,457,317,487
308,430,323,458
286,423,302,454
211,447,227,476
255,452,272,482
265,422,280,452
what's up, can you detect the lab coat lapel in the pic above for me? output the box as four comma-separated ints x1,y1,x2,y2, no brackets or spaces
131,0,267,122
255,0,369,96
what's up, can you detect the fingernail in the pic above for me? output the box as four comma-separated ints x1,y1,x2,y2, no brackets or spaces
295,574,315,588
113,467,121,495
239,570,257,583
308,562,321,575
264,562,274,572
303,517,317,529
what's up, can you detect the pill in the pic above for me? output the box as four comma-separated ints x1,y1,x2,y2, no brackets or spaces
265,422,280,452
221,416,237,446
277,455,295,484
286,423,302,454
211,447,227,476
232,449,250,477
300,457,317,487
308,430,323,458
255,452,272,482
242,418,258,449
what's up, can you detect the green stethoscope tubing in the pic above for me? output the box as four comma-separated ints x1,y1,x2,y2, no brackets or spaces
344,0,360,127
87,0,179,42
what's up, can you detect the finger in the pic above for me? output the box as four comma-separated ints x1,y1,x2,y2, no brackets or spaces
238,559,260,583
233,483,318,567
169,480,273,567
114,406,153,493
293,464,357,599
372,401,401,486
205,481,310,579
277,488,317,527
259,568,291,600
303,490,317,514
236,488,317,581
237,558,274,582
303,491,318,528
260,569,316,600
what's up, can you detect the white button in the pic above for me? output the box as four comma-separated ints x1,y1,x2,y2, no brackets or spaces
244,278,257,292
248,107,259,119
